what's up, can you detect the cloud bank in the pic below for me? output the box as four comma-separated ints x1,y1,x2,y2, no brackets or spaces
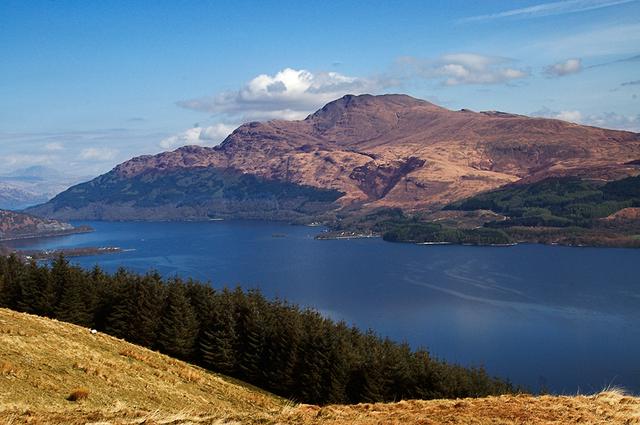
177,68,380,122
159,123,236,150
544,58,583,77
533,107,640,131
397,54,528,86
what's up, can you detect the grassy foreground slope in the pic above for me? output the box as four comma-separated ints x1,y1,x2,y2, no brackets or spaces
0,308,284,424
2,309,639,424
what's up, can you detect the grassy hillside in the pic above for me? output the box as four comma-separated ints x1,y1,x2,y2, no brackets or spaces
2,308,639,425
0,308,284,424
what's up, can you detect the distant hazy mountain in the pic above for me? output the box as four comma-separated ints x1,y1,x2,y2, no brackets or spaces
0,166,90,210
28,94,640,221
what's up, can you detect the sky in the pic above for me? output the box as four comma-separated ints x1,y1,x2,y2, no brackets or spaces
1,0,639,177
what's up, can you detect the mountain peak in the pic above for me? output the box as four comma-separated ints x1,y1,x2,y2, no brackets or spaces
306,93,440,121
304,93,445,138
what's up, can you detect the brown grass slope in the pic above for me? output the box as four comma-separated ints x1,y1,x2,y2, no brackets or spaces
0,308,285,424
1,308,639,424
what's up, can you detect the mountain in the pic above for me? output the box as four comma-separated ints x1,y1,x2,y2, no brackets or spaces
27,94,640,221
0,166,90,210
0,183,44,211
0,209,86,241
1,308,637,425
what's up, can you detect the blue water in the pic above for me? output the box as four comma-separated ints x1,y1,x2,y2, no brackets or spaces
4,220,640,394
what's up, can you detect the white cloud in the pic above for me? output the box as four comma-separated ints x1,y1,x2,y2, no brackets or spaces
583,111,640,131
398,54,529,86
5,154,54,168
555,110,584,122
459,0,636,23
0,129,173,177
177,68,381,121
544,58,583,77
159,123,236,150
79,147,119,161
533,107,640,131
44,142,64,151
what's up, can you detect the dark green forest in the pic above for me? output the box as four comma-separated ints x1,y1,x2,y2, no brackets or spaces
448,176,640,228
366,176,640,246
0,255,513,405
40,167,343,219
382,222,512,245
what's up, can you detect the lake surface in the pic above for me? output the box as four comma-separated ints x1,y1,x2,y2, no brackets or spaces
4,220,640,394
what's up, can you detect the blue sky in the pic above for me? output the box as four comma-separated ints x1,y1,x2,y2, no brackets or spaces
1,0,639,176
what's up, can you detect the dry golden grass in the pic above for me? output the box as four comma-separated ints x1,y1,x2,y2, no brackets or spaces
0,308,285,424
283,390,640,425
1,308,639,425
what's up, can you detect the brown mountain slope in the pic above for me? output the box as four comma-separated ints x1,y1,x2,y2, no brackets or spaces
110,94,640,208
28,94,640,220
2,308,639,425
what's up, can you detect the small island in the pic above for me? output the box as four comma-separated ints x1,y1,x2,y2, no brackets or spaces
10,246,123,261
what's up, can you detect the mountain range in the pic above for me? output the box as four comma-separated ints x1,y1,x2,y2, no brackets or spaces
0,166,90,210
27,94,640,223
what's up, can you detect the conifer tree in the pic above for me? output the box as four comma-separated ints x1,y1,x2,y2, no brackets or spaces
131,273,165,347
157,279,198,359
199,289,237,374
259,303,300,395
54,265,94,327
233,295,264,383
17,261,55,316
0,254,23,309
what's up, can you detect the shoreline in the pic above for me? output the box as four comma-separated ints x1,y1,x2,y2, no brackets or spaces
0,225,93,243
15,246,123,261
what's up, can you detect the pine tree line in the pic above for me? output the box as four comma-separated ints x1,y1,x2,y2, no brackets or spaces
0,254,514,404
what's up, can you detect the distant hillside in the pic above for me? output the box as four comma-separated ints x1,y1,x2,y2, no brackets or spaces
0,209,89,241
371,175,640,247
1,308,638,425
27,166,343,221
27,94,640,221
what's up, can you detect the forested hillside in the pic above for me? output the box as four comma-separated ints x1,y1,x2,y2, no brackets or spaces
0,255,512,405
363,176,640,246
